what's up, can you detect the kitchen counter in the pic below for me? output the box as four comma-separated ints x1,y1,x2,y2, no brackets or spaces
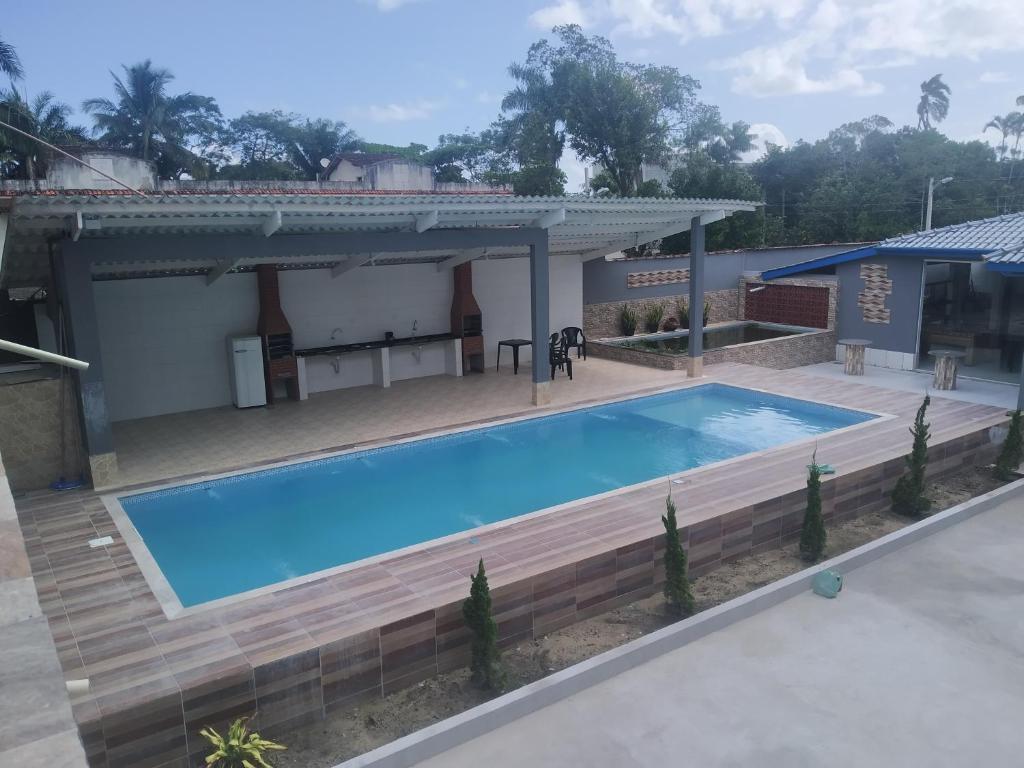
295,332,457,357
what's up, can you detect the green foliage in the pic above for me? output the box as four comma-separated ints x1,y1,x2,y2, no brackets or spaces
82,60,223,178
892,395,933,517
0,88,88,180
662,493,695,617
619,304,638,335
0,36,24,81
643,302,665,333
201,717,285,768
799,453,826,563
462,559,505,691
917,74,951,130
994,410,1023,481
672,298,710,327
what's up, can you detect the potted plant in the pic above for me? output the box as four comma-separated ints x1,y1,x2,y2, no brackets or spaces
662,316,679,332
703,298,711,325
643,302,665,333
619,304,638,336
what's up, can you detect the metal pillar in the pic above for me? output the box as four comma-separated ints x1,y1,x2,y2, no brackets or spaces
530,233,551,405
687,216,705,378
54,249,117,485
1018,347,1024,412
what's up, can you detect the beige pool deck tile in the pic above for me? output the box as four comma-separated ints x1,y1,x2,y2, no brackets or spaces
13,361,1011,767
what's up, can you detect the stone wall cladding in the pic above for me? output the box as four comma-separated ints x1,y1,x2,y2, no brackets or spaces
0,377,85,492
589,329,836,371
583,288,738,340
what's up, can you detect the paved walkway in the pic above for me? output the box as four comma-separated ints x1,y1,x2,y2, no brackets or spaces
801,360,1019,410
416,494,1024,768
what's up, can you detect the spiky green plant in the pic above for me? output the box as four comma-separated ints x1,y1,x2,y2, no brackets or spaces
675,297,689,327
643,302,666,333
994,410,1023,481
462,559,505,690
892,394,932,517
662,492,695,617
799,452,826,563
620,303,638,336
703,298,711,326
201,717,285,768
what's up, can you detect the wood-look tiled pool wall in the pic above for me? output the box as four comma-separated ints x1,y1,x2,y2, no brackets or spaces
66,423,997,768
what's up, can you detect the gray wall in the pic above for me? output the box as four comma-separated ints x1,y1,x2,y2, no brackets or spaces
836,256,924,354
583,244,856,305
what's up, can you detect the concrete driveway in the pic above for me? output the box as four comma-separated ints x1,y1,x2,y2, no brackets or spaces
415,494,1024,767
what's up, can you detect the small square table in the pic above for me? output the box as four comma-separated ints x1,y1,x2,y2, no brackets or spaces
496,338,532,374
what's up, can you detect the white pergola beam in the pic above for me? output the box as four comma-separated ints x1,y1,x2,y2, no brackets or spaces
415,210,439,233
207,256,244,285
260,210,282,237
436,248,486,272
331,254,373,279
531,208,566,229
578,211,732,262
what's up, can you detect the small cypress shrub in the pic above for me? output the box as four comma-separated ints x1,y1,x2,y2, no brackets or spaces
462,559,505,690
799,453,826,563
994,410,1023,481
892,394,932,517
662,492,695,617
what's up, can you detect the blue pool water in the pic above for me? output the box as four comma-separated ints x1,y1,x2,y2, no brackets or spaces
121,384,873,607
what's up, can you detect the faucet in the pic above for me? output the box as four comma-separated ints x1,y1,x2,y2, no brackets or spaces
411,320,418,336
330,327,343,341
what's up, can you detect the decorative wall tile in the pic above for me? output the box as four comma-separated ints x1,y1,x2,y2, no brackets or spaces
626,268,690,289
858,263,892,324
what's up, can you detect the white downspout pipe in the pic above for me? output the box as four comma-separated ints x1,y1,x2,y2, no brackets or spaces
0,338,89,370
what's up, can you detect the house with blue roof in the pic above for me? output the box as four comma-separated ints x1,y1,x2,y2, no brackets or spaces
763,211,1024,390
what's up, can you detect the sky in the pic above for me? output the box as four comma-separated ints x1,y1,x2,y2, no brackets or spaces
6,0,1024,190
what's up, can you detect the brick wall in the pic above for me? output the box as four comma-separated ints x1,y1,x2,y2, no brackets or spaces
739,276,837,331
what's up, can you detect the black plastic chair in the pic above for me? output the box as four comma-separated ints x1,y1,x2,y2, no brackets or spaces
562,326,587,360
549,332,573,380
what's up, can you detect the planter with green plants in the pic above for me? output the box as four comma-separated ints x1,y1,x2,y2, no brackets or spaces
643,302,666,333
202,717,285,768
619,304,638,336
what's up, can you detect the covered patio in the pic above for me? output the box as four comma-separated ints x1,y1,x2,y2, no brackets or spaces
1,190,757,490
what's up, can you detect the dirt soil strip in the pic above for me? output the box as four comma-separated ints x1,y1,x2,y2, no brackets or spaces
275,465,1006,768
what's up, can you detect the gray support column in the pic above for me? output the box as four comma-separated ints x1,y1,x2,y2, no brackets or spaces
530,233,551,405
54,249,118,486
688,216,705,378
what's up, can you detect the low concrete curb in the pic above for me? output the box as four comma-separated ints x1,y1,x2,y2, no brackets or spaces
336,478,1024,768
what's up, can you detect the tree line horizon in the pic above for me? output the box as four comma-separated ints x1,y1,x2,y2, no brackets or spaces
1,27,1023,252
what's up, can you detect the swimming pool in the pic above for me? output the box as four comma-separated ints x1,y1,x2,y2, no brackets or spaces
118,384,874,608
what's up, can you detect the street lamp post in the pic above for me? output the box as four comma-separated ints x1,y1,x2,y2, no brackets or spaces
925,176,954,231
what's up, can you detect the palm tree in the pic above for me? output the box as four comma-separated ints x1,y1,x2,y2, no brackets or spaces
985,115,1012,160
285,118,359,180
82,60,221,176
0,89,88,179
0,36,23,81
1008,112,1024,160
916,74,951,130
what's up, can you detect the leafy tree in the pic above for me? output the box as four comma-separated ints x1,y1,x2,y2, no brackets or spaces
985,114,1012,160
917,74,951,130
287,117,359,179
353,140,429,162
0,36,23,81
662,492,695,617
217,110,301,180
0,89,88,179
799,454,826,563
462,559,504,690
994,411,1023,481
82,60,222,178
892,395,932,517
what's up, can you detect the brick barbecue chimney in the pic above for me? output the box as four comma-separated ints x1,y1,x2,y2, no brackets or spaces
256,265,298,402
450,262,484,373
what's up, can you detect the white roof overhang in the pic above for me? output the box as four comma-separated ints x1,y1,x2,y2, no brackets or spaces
1,193,758,285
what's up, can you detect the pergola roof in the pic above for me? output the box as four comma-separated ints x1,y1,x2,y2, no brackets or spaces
0,191,758,286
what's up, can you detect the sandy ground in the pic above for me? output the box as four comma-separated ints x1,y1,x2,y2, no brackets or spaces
275,464,1006,767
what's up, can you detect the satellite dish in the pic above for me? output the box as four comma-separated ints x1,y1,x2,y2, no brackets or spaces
319,157,331,169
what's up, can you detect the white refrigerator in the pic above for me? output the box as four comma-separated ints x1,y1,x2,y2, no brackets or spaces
228,336,267,408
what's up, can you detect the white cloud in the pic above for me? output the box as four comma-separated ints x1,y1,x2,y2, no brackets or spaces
361,100,441,122
979,71,1011,84
742,122,789,161
373,0,418,10
558,151,589,193
549,0,1024,98
528,0,588,30
453,76,470,90
476,90,500,105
